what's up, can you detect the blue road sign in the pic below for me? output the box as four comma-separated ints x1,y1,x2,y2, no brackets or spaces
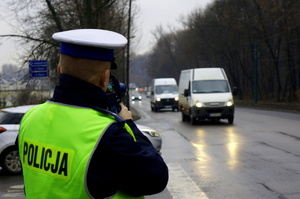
30,66,48,72
29,60,48,66
30,72,48,78
29,60,48,78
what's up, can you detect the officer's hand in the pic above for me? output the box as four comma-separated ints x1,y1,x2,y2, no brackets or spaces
118,103,132,120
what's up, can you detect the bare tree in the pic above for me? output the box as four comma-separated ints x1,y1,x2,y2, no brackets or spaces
0,0,133,86
142,0,300,102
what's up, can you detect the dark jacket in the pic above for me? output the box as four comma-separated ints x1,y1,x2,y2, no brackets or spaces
50,74,168,198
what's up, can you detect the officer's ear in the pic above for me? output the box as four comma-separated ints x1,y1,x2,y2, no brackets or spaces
98,69,110,91
57,64,61,75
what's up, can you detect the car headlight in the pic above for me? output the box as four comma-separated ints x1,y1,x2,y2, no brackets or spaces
226,98,234,106
138,96,142,99
156,98,161,102
142,130,160,137
175,97,179,101
131,96,135,99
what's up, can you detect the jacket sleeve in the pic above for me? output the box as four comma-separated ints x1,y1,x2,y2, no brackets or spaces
87,120,169,197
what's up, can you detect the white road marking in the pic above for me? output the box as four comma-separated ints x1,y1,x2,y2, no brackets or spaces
1,193,24,197
167,163,209,199
1,184,24,198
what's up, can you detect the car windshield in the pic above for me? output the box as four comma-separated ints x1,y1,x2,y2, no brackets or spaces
155,85,178,94
0,111,24,124
132,92,140,96
192,80,229,93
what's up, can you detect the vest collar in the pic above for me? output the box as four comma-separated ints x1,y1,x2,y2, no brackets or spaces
52,74,108,109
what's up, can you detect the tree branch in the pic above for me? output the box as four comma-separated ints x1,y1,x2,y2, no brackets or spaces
0,34,57,46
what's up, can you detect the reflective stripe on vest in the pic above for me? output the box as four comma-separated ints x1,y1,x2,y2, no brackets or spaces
19,102,144,199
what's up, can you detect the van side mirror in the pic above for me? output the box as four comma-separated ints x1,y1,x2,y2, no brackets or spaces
151,91,154,95
184,89,190,97
232,87,238,95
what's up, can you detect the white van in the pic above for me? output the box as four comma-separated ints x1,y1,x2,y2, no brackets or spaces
150,78,178,112
178,68,236,124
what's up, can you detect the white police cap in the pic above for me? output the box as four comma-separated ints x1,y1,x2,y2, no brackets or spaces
52,29,127,68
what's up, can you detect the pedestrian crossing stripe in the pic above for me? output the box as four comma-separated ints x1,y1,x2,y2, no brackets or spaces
167,163,209,199
1,184,24,198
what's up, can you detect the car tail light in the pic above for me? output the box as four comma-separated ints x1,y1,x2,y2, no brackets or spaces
0,127,7,133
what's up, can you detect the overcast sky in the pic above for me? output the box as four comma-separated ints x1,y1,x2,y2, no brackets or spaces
134,0,212,54
0,0,213,70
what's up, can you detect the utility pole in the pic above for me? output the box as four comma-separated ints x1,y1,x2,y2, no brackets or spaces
0,72,2,107
125,0,132,109
253,43,258,104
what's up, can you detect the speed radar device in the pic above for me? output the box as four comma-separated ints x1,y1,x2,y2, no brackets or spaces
106,73,126,113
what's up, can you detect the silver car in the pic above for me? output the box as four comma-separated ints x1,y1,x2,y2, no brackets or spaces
0,105,36,174
0,104,162,174
136,124,162,153
131,92,142,101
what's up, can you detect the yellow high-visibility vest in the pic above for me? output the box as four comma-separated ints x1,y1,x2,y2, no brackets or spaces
19,101,144,199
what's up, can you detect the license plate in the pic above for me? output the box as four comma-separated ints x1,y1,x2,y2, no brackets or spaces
210,113,221,117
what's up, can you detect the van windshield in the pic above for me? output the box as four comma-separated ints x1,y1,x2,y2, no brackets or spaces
192,80,229,93
155,85,178,94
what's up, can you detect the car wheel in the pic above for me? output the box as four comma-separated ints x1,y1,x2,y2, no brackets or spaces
0,147,22,174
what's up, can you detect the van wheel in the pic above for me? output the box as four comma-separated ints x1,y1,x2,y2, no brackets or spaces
228,117,234,124
190,115,197,125
181,112,187,122
151,104,157,112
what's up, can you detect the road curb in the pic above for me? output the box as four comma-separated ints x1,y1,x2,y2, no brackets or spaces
235,101,300,113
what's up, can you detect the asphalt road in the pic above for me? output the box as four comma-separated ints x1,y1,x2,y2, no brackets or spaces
1,96,300,199
134,96,300,199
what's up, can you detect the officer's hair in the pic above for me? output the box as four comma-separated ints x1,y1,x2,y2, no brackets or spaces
59,54,111,86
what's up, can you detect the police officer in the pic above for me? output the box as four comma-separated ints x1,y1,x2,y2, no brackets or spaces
18,29,168,199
